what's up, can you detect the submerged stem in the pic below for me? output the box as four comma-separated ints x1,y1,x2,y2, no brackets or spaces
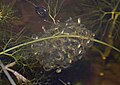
0,35,119,55
91,38,120,52
0,60,16,85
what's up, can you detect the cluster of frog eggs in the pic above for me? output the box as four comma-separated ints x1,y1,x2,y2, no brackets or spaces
31,20,95,71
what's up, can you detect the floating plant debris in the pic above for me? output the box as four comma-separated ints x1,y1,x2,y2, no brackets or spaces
31,19,95,71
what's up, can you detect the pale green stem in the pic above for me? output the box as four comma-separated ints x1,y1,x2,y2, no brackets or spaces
0,35,119,56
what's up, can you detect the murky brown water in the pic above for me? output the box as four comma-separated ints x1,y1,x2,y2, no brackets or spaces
0,0,120,85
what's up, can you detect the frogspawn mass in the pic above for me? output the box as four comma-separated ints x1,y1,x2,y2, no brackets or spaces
31,19,95,72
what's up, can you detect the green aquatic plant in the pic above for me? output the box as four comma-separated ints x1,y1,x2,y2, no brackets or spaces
74,0,120,60
72,0,120,84
0,2,15,27
0,19,120,84
0,0,120,85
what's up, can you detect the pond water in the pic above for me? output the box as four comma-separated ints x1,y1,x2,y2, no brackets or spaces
0,0,120,85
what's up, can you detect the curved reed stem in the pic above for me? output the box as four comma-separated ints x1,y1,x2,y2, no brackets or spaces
0,34,119,55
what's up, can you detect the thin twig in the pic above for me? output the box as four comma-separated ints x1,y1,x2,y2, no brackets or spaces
0,60,16,85
6,67,30,83
59,79,67,85
5,61,16,68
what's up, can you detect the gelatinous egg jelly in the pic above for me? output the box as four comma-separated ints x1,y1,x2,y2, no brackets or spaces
31,20,95,71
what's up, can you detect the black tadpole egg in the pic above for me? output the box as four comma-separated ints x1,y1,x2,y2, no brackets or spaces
35,6,48,19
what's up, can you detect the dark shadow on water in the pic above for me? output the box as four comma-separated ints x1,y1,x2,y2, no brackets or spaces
50,58,94,85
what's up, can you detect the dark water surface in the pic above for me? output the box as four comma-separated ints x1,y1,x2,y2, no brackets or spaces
0,0,120,85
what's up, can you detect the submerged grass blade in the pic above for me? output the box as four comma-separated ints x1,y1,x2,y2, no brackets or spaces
91,38,120,52
0,34,119,56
